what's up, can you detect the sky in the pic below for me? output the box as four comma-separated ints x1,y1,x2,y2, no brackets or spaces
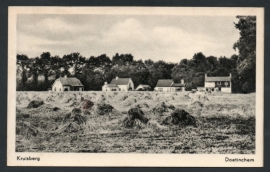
17,14,240,63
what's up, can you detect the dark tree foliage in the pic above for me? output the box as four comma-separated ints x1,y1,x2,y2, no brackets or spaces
233,16,256,93
17,52,242,92
16,54,29,90
16,16,255,93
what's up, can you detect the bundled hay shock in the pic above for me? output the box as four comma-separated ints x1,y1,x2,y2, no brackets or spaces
153,101,175,115
96,103,114,115
27,100,44,108
162,109,196,127
81,99,94,110
63,108,87,125
122,107,149,128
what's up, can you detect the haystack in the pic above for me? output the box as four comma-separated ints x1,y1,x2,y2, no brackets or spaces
190,101,204,109
153,101,175,115
122,107,149,128
134,102,149,110
95,103,114,115
63,108,86,125
162,109,196,127
27,100,44,108
80,99,94,110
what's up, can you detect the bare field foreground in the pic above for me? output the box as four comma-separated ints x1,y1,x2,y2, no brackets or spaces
15,91,255,154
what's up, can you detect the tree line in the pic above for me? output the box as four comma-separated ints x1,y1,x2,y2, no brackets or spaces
16,16,256,93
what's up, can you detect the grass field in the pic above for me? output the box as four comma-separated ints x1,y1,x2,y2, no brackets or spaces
15,91,255,154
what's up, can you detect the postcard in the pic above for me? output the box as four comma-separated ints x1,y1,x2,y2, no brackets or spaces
8,7,264,167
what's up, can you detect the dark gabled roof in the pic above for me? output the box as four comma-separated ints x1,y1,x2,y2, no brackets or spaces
57,77,84,87
110,78,131,85
205,77,231,82
156,79,173,87
171,83,185,87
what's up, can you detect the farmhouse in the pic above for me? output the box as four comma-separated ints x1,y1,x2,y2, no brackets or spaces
52,75,84,91
204,73,232,93
102,83,120,91
102,77,134,91
154,79,185,92
171,79,185,92
136,84,151,91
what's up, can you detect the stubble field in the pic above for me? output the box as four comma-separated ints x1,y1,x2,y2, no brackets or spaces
15,91,255,154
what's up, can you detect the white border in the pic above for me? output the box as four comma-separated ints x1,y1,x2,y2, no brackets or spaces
7,7,264,167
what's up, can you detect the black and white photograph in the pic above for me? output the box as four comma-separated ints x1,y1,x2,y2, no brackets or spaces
8,7,264,167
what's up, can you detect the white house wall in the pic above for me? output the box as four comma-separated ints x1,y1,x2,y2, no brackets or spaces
221,87,232,93
102,85,119,91
118,79,134,91
155,87,171,92
52,80,63,92
118,85,128,91
205,82,215,87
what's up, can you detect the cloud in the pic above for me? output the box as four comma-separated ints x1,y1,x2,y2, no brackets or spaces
18,16,94,41
99,18,225,62
17,16,239,62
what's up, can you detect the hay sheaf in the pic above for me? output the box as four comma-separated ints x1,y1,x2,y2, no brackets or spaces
190,101,204,109
122,107,149,129
134,102,149,110
162,109,196,127
153,102,175,115
27,100,44,108
95,103,114,115
80,99,94,110
63,108,86,125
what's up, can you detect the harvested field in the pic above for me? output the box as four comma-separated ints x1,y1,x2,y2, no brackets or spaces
16,91,255,154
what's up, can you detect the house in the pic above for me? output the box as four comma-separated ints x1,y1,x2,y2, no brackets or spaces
154,79,185,92
136,84,151,91
102,76,134,91
154,79,173,92
170,83,185,92
52,75,84,91
204,73,232,93
102,82,120,91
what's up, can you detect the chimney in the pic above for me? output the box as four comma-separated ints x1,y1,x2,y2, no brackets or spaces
116,76,119,80
205,73,207,78
229,73,232,77
181,79,184,84
104,82,107,85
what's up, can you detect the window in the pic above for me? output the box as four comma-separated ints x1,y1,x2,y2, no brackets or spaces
60,88,61,91
224,82,229,87
217,82,221,85
54,88,56,91
158,88,163,91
